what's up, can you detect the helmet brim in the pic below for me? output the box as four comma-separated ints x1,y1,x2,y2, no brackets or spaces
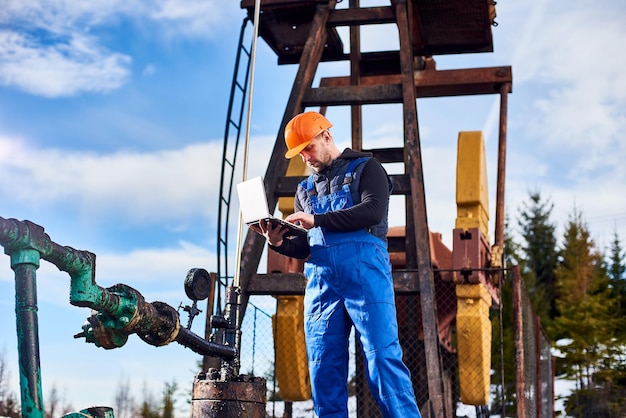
284,139,311,159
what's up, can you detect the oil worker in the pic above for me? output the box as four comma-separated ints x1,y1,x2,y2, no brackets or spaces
251,111,421,418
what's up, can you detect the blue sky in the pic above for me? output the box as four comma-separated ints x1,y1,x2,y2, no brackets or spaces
1,0,625,415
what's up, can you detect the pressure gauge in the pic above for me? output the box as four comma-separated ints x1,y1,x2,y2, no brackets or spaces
184,268,212,301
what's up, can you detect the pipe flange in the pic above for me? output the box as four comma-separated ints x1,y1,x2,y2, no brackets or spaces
138,301,180,347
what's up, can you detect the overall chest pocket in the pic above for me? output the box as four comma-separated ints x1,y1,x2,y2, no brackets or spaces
311,186,353,214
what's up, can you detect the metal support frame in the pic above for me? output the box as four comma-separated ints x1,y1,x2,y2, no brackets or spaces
233,1,513,416
394,0,446,415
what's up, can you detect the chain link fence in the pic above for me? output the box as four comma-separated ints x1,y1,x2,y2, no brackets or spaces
510,265,555,418
234,263,553,418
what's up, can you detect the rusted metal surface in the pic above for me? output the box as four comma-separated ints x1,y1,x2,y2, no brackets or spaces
494,83,510,250
191,372,266,418
203,272,221,371
328,5,397,26
452,228,491,285
511,265,526,417
395,0,446,415
247,270,444,295
240,0,344,65
312,65,513,101
535,315,544,418
349,0,363,151
411,0,496,55
240,0,496,64
451,227,500,303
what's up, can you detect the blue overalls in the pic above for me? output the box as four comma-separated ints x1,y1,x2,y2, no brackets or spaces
301,158,421,418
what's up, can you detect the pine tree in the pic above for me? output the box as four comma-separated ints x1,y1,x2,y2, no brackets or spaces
608,230,625,282
517,191,558,328
161,380,178,418
607,230,626,343
136,381,160,418
553,208,619,390
597,230,626,395
490,214,521,415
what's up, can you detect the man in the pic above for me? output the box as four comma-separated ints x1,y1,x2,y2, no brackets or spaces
252,111,421,418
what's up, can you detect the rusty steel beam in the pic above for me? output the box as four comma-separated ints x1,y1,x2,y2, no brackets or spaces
240,0,330,7
512,265,526,417
535,314,543,418
494,82,510,250
305,66,512,108
246,272,424,295
395,0,447,415
304,84,403,106
411,66,512,97
327,6,396,26
349,0,363,150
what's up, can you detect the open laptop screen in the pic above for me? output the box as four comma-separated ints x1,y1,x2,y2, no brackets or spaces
236,176,307,239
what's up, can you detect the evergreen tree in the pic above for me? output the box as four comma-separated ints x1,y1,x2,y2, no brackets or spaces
552,208,619,391
607,230,626,343
490,214,521,415
597,230,626,392
517,191,559,323
136,381,160,418
608,230,626,282
161,380,178,418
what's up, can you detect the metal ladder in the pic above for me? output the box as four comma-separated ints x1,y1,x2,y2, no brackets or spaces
215,17,253,312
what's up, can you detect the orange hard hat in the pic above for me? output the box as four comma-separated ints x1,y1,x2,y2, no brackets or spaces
284,111,333,159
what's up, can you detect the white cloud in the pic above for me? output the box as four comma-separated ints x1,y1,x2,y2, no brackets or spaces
0,141,214,222
0,134,272,224
0,0,136,97
1,0,236,37
97,241,217,286
148,0,238,38
0,0,240,97
1,0,135,32
483,0,626,246
502,1,626,174
0,30,131,97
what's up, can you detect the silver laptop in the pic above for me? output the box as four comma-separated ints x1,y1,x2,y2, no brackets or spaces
236,176,308,239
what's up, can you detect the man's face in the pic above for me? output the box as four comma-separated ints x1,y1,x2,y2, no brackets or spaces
299,131,333,172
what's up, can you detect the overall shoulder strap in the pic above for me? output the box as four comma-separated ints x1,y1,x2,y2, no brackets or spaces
302,175,317,197
342,157,370,186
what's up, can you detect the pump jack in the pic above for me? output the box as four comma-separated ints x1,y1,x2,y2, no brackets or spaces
2,0,513,417
226,0,511,416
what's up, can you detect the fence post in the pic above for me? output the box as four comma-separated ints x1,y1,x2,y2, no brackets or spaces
512,265,526,417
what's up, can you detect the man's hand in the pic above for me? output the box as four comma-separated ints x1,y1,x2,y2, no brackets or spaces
250,219,289,247
286,212,314,229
